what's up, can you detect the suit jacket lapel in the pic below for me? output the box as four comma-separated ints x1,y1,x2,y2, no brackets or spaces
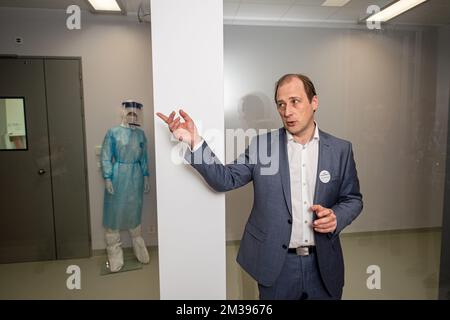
313,130,330,206
278,128,292,216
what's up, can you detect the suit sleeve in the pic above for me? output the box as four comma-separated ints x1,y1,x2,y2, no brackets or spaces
330,143,363,238
184,139,256,192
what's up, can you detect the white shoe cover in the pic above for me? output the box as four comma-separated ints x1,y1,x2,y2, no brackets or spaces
129,225,150,264
105,231,124,272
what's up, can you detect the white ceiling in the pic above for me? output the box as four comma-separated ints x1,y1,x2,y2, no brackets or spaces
224,0,450,25
0,0,448,25
393,0,450,24
0,0,144,13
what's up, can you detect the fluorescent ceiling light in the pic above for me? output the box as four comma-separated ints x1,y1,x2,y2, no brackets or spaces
366,0,427,22
87,0,122,12
321,0,351,6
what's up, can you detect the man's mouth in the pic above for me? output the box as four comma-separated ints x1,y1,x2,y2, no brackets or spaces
286,120,297,127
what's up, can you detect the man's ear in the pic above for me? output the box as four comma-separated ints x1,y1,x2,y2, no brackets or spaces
312,95,318,112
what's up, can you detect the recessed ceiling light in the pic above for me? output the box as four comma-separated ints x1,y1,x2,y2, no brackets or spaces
87,0,122,12
366,0,428,22
321,0,351,7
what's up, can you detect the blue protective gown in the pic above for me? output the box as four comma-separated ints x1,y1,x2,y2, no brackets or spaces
101,126,149,230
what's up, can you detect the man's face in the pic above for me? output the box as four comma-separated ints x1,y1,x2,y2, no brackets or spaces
276,77,318,137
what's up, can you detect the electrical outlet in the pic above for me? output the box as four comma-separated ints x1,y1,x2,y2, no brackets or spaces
95,145,102,156
95,146,102,169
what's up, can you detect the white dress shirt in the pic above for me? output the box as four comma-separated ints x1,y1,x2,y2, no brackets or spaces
287,123,319,248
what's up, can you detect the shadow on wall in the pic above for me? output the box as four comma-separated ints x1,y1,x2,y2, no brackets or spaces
225,91,280,241
225,92,281,297
237,92,280,131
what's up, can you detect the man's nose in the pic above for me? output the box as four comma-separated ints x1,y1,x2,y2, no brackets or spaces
284,104,294,117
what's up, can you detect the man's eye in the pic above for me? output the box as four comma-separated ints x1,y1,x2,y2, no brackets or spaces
293,99,300,104
277,103,285,108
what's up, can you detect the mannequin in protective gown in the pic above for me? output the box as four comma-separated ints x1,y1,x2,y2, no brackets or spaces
101,101,150,272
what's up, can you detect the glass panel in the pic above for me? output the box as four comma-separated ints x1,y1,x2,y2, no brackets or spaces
224,4,450,300
0,98,27,150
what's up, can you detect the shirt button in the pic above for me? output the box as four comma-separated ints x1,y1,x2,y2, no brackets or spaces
304,220,308,224
304,201,307,205
305,240,308,243
282,244,288,249
302,164,305,167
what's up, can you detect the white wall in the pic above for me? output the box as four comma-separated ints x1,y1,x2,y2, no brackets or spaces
0,8,157,250
224,24,449,238
151,0,226,299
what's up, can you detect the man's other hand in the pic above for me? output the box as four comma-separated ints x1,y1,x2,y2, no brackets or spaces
310,204,337,233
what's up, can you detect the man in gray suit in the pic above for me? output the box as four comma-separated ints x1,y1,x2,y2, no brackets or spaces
156,74,363,300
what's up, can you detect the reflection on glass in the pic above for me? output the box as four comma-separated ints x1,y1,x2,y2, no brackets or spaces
0,98,27,150
224,20,449,299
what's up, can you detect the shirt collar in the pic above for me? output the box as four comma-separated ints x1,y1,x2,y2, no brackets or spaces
286,122,320,143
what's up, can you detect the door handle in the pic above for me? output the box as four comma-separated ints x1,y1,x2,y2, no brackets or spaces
38,169,46,175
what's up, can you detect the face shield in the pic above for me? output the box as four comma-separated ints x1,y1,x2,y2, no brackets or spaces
121,101,143,128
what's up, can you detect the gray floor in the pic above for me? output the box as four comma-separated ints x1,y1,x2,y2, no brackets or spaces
0,248,160,299
0,229,441,299
227,228,442,300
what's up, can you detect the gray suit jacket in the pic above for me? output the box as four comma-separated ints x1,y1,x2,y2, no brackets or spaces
185,128,363,298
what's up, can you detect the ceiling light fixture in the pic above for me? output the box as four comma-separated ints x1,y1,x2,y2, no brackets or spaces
86,0,124,13
321,0,351,7
366,0,428,23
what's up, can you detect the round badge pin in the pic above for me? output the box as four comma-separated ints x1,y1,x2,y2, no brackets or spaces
319,170,331,183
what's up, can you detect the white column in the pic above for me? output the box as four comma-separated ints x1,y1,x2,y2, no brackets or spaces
150,0,225,299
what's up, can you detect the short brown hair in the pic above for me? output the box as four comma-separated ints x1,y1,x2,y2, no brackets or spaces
274,74,317,103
